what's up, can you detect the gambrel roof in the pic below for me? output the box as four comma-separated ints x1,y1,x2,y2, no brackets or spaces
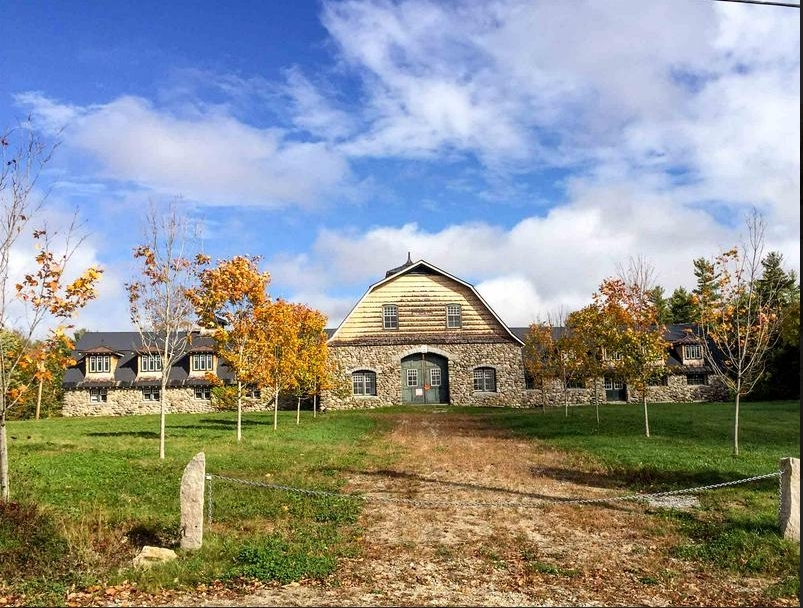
329,258,524,346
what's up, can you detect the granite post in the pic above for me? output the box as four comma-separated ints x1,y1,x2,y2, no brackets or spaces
180,452,206,550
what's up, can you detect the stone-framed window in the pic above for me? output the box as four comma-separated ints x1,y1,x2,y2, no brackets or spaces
446,304,462,329
566,377,585,389
352,370,376,396
383,304,398,330
245,387,261,399
191,353,214,372
88,355,111,374
648,375,668,387
142,386,160,401
194,386,212,400
89,387,108,403
473,367,496,392
684,344,703,361
139,354,162,373
686,373,707,386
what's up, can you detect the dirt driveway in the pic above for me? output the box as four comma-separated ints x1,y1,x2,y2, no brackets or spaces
166,412,793,607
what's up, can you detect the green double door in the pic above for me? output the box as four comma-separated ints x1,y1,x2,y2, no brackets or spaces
401,353,449,404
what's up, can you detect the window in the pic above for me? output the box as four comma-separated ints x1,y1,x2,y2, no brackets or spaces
686,373,707,386
194,387,212,400
566,377,585,389
430,368,441,387
140,354,162,373
604,377,624,390
524,371,535,390
89,387,108,403
648,376,668,387
191,353,214,372
473,367,496,392
446,304,462,328
684,344,703,360
352,371,376,396
406,368,418,387
142,387,160,401
603,349,623,361
88,355,111,374
245,387,261,399
383,304,398,330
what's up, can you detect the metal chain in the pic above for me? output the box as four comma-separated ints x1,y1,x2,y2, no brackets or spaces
205,470,780,510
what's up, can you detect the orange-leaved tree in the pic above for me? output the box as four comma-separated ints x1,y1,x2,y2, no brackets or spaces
1,125,102,499
289,303,329,423
522,320,560,412
694,211,787,456
563,304,608,425
188,255,271,441
126,201,208,459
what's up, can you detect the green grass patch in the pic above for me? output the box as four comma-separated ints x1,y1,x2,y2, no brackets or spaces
3,401,799,602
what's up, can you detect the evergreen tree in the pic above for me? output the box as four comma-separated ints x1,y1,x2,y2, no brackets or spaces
668,287,695,323
648,286,672,325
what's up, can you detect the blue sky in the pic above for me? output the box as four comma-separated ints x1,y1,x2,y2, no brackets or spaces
2,0,800,332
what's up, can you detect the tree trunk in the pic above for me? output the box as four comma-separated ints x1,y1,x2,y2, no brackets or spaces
159,375,167,459
236,380,243,442
313,393,317,418
643,394,650,438
734,378,741,456
35,378,44,421
296,396,301,425
273,383,279,430
0,412,8,501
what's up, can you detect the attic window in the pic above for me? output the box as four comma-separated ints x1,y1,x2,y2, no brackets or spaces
88,355,111,374
684,344,702,360
446,304,462,328
140,354,163,373
383,304,398,330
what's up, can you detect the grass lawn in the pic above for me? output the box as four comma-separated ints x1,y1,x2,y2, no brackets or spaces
1,400,800,604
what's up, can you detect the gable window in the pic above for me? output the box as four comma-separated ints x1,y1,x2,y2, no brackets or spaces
140,354,162,373
142,387,160,401
473,367,496,392
88,355,111,374
383,304,398,330
352,370,376,396
194,386,212,400
686,373,707,386
191,353,214,372
446,304,462,328
684,344,703,360
89,387,108,403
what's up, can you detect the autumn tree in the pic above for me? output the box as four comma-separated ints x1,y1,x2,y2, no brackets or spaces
523,319,564,413
1,125,102,499
563,305,609,424
188,255,271,441
694,211,788,455
289,304,329,424
126,200,207,459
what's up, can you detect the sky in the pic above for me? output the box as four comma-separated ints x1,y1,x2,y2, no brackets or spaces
2,0,800,333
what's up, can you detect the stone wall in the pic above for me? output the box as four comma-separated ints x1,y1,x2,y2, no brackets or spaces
323,342,527,410
62,387,271,417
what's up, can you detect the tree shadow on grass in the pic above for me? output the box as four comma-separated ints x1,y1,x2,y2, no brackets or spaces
86,430,159,438
169,417,271,430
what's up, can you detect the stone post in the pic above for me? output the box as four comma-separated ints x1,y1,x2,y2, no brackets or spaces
180,452,206,550
779,457,799,542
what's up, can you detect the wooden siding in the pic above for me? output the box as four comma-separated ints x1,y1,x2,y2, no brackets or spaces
331,271,513,345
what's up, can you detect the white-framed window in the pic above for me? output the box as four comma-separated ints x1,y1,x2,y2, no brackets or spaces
89,387,108,403
142,387,160,401
245,387,261,399
191,353,214,372
194,386,212,400
406,368,418,387
430,368,441,387
139,354,162,373
604,377,624,390
88,355,111,374
446,304,462,328
352,370,377,396
383,304,398,330
473,367,496,392
686,373,707,386
566,377,585,389
684,344,703,360
603,349,623,361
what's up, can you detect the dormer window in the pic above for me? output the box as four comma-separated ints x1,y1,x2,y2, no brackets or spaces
140,354,163,373
446,304,462,329
88,355,111,374
383,304,398,330
684,344,702,360
191,353,214,372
